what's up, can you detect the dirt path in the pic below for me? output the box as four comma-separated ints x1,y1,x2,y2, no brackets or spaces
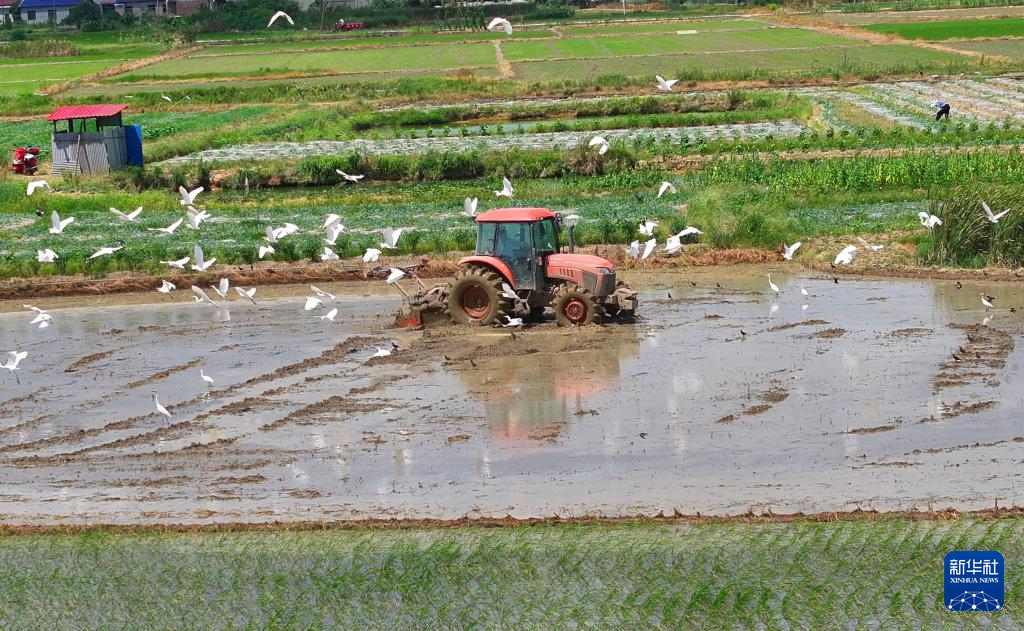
494,41,515,79
40,45,205,96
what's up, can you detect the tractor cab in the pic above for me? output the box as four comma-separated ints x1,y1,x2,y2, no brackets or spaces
473,208,561,290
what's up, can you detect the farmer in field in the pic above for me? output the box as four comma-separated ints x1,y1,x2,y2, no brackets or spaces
932,100,951,121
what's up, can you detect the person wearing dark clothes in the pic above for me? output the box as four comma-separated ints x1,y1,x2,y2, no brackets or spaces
933,100,951,120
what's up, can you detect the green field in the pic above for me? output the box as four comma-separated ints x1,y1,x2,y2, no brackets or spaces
864,16,1024,39
556,18,767,36
1,517,1020,627
946,36,1024,59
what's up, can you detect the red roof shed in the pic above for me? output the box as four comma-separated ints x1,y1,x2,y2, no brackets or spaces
46,104,127,122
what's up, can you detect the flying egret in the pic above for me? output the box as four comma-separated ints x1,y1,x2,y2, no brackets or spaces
369,347,392,359
336,169,364,183
210,277,230,300
857,237,885,252
801,285,809,297
363,248,381,263
782,242,801,261
24,305,51,329
267,10,293,27
918,211,943,228
380,227,404,250
48,211,74,235
304,296,323,311
834,245,858,266
275,223,300,239
675,227,702,239
657,181,677,198
179,186,204,206
147,218,183,236
1,351,27,372
500,282,517,299
200,370,214,386
640,238,657,260
161,95,172,103
258,245,275,259
319,308,338,322
486,16,513,35
387,268,406,284
325,221,344,245
664,237,683,256
152,392,171,418
503,316,524,327
26,180,49,196
311,286,335,300
186,207,210,230
161,257,189,269
109,206,142,222
767,274,780,294
655,75,678,92
982,201,1011,224
323,214,342,230
981,293,995,310
234,287,257,305
158,280,176,294
464,197,478,218
624,240,641,259
191,245,215,272
36,249,57,263
264,225,278,244
321,247,339,261
494,176,514,198
191,285,216,305
88,244,123,259
589,135,609,155
639,220,658,237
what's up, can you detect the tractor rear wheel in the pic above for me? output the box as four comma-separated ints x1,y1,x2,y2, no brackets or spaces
552,284,598,327
445,265,509,325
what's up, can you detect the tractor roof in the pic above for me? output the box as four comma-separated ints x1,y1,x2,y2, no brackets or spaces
475,208,555,222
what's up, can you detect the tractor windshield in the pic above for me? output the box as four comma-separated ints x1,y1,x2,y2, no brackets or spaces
533,218,559,254
476,222,498,255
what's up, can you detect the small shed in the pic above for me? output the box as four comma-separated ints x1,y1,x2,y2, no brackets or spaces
47,104,143,176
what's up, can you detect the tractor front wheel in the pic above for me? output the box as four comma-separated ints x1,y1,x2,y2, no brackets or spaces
445,265,509,325
552,284,598,327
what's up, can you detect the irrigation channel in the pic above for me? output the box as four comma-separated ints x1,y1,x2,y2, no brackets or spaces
0,265,1021,526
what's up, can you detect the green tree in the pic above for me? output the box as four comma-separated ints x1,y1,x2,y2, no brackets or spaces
63,0,102,27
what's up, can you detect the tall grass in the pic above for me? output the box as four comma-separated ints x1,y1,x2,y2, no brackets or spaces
928,184,1024,267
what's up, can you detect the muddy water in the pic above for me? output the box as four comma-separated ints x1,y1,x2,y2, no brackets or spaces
0,266,1022,525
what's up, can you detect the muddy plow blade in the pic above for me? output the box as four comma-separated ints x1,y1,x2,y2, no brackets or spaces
394,284,449,328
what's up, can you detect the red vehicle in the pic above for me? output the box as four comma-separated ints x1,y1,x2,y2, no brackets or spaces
331,20,364,32
400,208,638,327
11,146,39,175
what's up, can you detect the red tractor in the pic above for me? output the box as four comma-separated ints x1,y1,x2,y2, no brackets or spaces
400,208,637,327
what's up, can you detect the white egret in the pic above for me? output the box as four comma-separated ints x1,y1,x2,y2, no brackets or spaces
88,244,123,259
158,280,176,294
464,197,478,218
2,351,27,372
834,245,858,266
274,223,299,239
982,201,1011,224
152,392,171,418
318,308,338,322
200,370,215,386
589,136,609,155
624,240,641,259
161,95,172,103
657,181,676,198
486,17,513,35
48,211,74,235
304,296,323,311
918,211,943,228
380,227,404,250
191,285,216,305
655,75,678,92
981,293,995,310
147,218,183,236
363,248,381,263
387,268,406,284
675,226,702,239
24,305,51,329
234,287,257,305
311,286,335,300
640,238,657,260
335,169,364,183
323,214,342,229
503,316,524,327
178,186,204,206
494,176,514,198
767,274,780,294
801,285,809,297
267,10,293,27
210,277,230,300
369,347,392,359
109,206,142,222
321,247,339,261
325,221,344,245
191,245,215,272
638,220,658,237
186,207,210,230
664,237,683,256
782,242,801,261
857,237,885,252
36,249,57,263
264,225,278,244
161,257,189,270
258,245,275,259
501,282,517,299
26,180,49,196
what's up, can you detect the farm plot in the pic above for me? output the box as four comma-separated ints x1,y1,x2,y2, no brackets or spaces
0,60,126,96
511,44,976,81
557,18,770,36
157,121,805,165
864,16,1024,39
118,42,498,81
825,5,1024,24
946,37,1024,60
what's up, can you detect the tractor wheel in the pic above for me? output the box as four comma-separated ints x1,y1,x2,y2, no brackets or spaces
445,265,509,325
552,284,598,327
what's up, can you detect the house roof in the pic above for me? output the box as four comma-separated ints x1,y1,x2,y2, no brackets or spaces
19,0,85,7
0,0,14,8
46,104,127,121
476,208,555,222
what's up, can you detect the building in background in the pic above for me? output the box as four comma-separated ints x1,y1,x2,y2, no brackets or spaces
0,0,14,23
113,0,167,17
17,0,83,24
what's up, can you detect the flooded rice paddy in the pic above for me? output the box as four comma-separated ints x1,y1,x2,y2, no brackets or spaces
0,265,1022,526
